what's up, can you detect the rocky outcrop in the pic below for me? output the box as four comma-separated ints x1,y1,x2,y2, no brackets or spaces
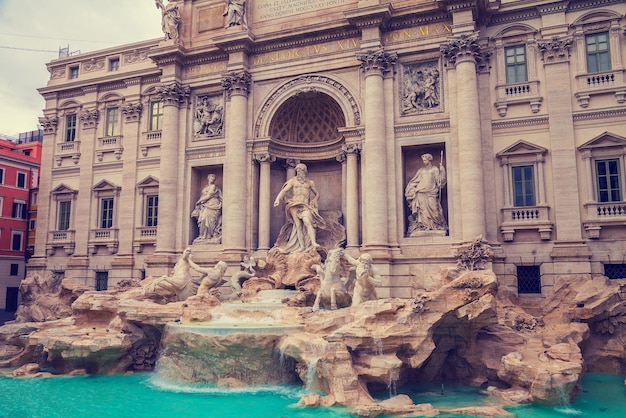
1,267,625,416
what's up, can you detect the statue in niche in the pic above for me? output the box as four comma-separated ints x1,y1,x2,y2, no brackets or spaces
223,0,247,29
405,152,447,235
402,64,440,114
191,174,222,243
194,96,223,137
343,252,381,306
274,163,326,254
155,0,181,43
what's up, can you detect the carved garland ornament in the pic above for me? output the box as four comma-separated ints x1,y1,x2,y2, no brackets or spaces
254,75,361,138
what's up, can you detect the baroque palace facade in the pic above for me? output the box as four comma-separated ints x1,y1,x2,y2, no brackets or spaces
32,0,626,297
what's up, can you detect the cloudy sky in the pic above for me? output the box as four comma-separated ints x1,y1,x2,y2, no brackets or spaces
0,0,164,137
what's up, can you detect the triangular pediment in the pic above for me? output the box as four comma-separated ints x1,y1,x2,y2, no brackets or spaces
497,140,547,158
50,183,77,195
137,175,159,188
92,179,120,192
578,132,626,151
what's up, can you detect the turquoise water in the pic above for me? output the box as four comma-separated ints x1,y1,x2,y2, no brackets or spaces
0,373,623,417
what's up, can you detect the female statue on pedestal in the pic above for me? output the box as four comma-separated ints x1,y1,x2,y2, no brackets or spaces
404,153,447,236
191,174,222,243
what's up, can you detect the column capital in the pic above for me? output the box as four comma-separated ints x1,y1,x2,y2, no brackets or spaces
222,71,252,98
441,33,490,69
120,102,143,123
156,82,191,106
38,116,58,134
357,50,397,77
342,143,362,154
254,152,276,164
284,158,300,169
537,36,573,64
79,109,99,129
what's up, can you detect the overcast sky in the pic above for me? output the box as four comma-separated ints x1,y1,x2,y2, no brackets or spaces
0,0,163,137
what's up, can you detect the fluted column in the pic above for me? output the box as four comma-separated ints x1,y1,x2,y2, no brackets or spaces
155,83,189,254
441,34,486,240
357,51,396,253
255,152,275,251
222,71,251,254
343,143,361,250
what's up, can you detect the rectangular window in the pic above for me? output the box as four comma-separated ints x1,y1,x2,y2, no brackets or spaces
149,101,163,131
12,202,26,219
109,58,120,71
65,114,77,142
11,232,22,251
586,32,611,73
517,265,541,294
145,195,159,227
69,66,79,79
29,219,36,231
96,271,109,291
58,200,71,231
604,264,626,279
505,45,527,84
16,172,26,188
512,165,536,207
100,197,114,229
32,192,38,205
0,168,4,184
10,264,18,276
596,159,622,202
105,108,119,137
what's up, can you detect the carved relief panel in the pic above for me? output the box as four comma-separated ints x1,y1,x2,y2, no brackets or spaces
400,61,442,116
193,94,225,139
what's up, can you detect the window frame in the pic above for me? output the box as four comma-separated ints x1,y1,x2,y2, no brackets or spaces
145,194,159,227
11,231,23,251
585,32,611,73
0,168,4,184
11,200,26,219
149,101,163,132
511,164,536,207
109,57,120,71
16,172,27,189
105,107,119,137
65,113,77,142
57,200,72,231
68,66,79,79
505,45,528,84
99,197,115,229
595,158,622,203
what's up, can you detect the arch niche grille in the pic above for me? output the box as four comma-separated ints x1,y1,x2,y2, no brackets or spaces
269,91,345,144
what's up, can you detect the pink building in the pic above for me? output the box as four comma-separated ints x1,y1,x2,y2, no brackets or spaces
0,133,41,313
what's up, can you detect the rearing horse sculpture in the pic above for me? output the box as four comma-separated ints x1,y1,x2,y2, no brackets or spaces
312,248,354,310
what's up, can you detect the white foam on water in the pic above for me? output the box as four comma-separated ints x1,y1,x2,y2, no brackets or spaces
146,374,301,397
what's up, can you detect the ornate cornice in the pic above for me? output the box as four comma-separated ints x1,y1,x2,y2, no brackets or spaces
395,121,450,135
537,1,569,15
38,116,58,134
491,116,549,130
120,102,143,123
357,51,398,76
222,71,252,99
344,3,393,28
156,82,191,106
573,108,626,122
186,144,226,160
537,36,573,63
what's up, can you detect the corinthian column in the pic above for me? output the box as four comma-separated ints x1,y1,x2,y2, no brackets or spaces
222,71,251,254
441,34,486,240
155,82,189,254
357,50,396,254
255,152,275,251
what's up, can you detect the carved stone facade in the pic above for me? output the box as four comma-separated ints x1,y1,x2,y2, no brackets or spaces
32,0,626,297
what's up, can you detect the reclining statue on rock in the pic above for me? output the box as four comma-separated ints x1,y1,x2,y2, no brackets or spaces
344,252,381,306
312,247,354,310
142,247,198,301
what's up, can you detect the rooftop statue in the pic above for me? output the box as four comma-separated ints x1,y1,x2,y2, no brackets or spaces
274,163,326,254
155,0,181,43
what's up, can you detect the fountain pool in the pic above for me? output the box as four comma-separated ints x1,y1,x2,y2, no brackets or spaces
0,373,623,417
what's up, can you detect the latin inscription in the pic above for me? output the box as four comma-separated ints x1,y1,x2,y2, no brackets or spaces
252,39,359,65
384,23,452,43
256,0,350,21
184,62,227,78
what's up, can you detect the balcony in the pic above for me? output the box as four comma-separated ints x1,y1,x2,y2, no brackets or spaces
494,80,543,117
88,228,119,254
575,69,626,108
46,230,75,255
140,131,162,157
583,201,626,238
500,205,553,241
96,136,123,161
133,226,157,253
55,141,81,166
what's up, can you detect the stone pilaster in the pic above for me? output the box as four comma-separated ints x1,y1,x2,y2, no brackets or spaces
441,33,487,241
154,82,190,254
342,143,361,250
357,50,396,255
221,71,251,255
254,152,275,251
